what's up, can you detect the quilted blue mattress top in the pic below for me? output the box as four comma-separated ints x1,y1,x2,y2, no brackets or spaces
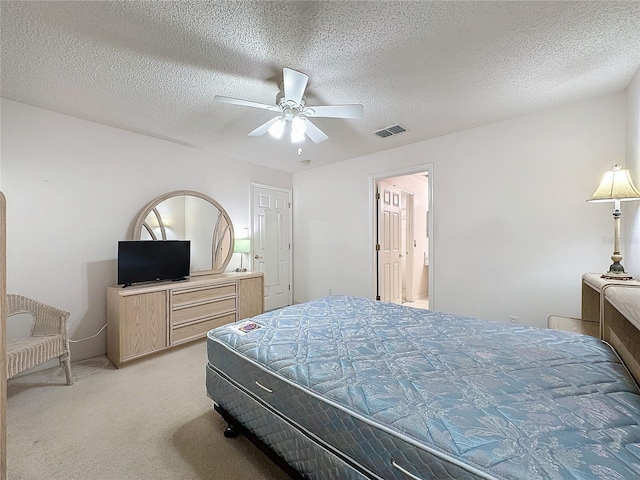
207,296,640,479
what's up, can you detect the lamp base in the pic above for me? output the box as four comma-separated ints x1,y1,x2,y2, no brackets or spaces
602,259,633,280
602,264,633,280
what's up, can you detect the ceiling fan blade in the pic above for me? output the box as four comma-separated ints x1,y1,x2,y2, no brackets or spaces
304,119,329,144
248,117,281,137
214,96,280,112
305,104,364,119
282,68,308,105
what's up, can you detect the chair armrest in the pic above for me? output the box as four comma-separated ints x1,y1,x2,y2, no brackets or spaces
6,294,70,337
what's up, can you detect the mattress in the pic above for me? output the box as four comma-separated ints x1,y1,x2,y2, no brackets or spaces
206,296,640,480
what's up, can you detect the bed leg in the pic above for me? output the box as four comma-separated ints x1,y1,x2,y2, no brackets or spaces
224,423,238,438
213,403,240,438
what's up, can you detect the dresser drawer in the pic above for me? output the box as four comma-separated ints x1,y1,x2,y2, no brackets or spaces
172,297,236,326
172,284,236,308
172,313,236,344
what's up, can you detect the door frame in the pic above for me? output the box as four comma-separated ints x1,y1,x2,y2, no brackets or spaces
369,163,434,309
250,183,293,308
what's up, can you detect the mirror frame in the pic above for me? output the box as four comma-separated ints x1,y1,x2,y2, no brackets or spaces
131,190,235,276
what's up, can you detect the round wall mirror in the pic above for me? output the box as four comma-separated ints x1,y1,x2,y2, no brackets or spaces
131,190,234,275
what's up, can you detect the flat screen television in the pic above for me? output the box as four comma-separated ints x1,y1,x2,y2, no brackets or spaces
117,240,190,287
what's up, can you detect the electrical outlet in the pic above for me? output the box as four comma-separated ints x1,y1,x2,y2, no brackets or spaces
509,316,519,324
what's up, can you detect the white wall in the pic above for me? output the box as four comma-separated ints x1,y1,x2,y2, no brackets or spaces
1,99,292,362
293,93,625,328
624,66,640,275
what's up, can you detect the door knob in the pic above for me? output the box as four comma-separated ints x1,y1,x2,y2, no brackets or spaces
254,255,262,259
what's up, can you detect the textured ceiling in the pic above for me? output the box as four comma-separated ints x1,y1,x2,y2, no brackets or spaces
2,1,640,173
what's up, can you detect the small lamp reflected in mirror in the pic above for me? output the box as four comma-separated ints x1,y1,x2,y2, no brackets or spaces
587,165,640,279
233,238,251,272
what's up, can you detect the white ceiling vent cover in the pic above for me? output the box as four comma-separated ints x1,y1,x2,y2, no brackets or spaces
374,124,406,138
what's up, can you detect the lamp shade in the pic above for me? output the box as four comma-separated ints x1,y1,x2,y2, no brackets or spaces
233,238,251,254
587,165,640,202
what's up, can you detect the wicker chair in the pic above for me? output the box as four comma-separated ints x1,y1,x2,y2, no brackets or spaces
6,294,72,385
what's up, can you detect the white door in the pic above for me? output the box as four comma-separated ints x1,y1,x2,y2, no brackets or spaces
377,181,402,304
251,184,292,311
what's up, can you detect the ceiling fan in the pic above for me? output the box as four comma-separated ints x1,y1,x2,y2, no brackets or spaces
214,68,364,144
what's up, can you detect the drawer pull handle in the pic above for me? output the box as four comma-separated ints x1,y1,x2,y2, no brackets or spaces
255,381,273,393
392,460,425,480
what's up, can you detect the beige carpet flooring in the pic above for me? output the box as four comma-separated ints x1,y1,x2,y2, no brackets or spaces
6,340,293,480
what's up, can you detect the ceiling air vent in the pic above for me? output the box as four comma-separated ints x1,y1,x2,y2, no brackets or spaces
374,124,406,138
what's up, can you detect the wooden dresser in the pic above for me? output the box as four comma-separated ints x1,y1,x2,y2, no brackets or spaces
107,272,263,367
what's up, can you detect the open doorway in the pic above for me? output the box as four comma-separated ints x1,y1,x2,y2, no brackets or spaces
373,167,432,310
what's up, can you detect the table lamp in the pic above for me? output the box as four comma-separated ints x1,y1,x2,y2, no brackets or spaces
233,238,251,272
587,165,640,279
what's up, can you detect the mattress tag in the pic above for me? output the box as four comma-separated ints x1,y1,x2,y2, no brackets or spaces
229,320,262,335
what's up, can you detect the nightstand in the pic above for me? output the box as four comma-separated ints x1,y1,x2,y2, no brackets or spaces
581,273,640,338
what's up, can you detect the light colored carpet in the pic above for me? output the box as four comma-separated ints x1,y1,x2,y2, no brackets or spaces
6,340,293,480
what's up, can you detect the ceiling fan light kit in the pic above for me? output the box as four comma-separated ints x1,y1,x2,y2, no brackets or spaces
215,67,364,144
290,116,307,143
267,118,286,139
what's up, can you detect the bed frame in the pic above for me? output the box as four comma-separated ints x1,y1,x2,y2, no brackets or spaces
214,403,306,480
